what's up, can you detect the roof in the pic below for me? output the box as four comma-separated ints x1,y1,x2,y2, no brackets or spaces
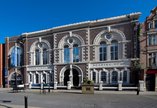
20,12,141,36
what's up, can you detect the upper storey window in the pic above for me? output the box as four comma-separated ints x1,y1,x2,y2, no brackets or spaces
99,41,107,61
148,22,153,29
43,48,48,64
64,45,70,63
111,40,118,60
148,35,157,46
30,40,50,65
59,34,84,63
155,20,157,28
73,44,79,62
10,46,22,67
35,49,40,65
148,20,157,29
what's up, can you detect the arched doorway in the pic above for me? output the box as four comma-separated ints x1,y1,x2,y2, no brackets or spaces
63,68,79,86
64,69,70,86
73,69,79,86
9,72,23,87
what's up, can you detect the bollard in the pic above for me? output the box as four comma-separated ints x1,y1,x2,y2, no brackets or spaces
24,96,28,108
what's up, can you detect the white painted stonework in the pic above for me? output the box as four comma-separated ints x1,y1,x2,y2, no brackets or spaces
27,65,53,71
89,59,131,69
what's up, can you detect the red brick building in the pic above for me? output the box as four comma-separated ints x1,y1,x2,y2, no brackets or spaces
5,13,141,90
0,44,5,88
140,7,157,91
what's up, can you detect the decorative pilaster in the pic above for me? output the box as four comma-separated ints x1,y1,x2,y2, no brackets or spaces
54,65,57,83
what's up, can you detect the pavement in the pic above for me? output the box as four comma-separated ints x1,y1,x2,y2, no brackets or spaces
0,87,157,95
0,88,156,108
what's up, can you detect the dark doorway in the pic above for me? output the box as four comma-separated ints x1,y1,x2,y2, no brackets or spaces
73,69,79,87
64,69,70,86
146,74,155,91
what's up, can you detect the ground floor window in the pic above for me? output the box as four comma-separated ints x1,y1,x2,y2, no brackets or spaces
112,71,118,84
101,71,107,84
28,71,53,85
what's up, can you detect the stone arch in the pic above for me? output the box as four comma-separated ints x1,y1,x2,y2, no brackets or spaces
58,33,85,48
93,29,126,45
94,29,126,61
30,39,51,52
29,39,51,65
8,72,23,86
59,65,83,86
58,33,85,63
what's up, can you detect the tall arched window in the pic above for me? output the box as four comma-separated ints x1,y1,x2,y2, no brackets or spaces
64,45,70,63
73,44,79,62
112,71,118,84
30,41,50,65
111,40,118,60
99,41,107,61
43,48,48,64
35,49,40,65
101,71,107,84
10,46,22,67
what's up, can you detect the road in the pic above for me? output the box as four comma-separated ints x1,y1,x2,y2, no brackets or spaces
0,90,157,108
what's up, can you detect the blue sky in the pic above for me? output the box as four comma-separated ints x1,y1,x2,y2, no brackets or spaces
0,0,156,43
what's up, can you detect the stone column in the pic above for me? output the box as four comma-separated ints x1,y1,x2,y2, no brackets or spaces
139,80,144,92
54,81,57,90
107,44,111,60
118,81,123,91
40,72,43,90
99,81,103,91
78,75,82,86
69,65,73,86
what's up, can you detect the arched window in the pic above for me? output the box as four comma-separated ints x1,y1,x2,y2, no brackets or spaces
43,48,48,64
30,41,50,65
64,45,70,63
99,41,107,61
111,40,118,60
10,46,22,67
101,71,107,84
10,73,22,85
112,71,118,84
35,49,40,65
73,44,79,62
123,71,127,83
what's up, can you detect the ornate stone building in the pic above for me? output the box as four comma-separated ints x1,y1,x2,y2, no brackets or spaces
5,12,141,90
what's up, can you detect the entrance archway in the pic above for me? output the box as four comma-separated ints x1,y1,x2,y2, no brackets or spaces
9,72,23,87
64,69,70,86
73,69,79,86
63,68,80,86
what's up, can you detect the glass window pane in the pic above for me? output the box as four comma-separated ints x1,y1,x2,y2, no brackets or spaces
64,45,70,63
101,72,107,83
93,72,96,83
35,49,40,65
155,20,157,28
73,44,79,62
123,71,127,83
112,71,118,83
43,49,48,64
99,42,107,61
